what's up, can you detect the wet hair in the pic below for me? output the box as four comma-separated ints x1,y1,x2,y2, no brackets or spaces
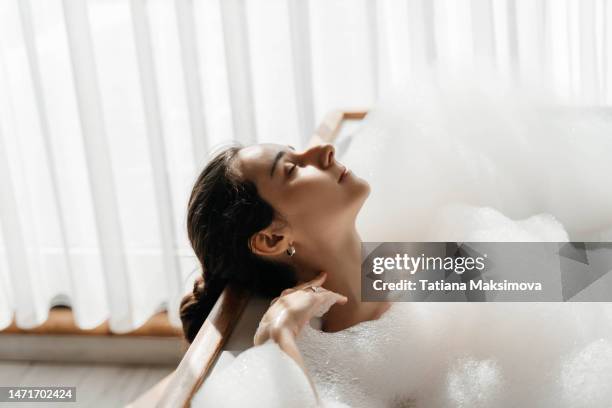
179,145,297,343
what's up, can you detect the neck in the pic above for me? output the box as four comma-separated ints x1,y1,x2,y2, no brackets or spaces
294,225,391,332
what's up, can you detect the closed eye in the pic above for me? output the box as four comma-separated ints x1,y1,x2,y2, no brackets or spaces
287,163,297,176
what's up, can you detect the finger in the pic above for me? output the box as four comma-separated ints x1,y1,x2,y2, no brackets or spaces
312,287,346,302
324,291,347,304
253,320,271,345
335,293,349,304
312,291,348,318
313,291,347,309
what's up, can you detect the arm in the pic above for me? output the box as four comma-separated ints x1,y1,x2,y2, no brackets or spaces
253,272,347,404
271,326,320,401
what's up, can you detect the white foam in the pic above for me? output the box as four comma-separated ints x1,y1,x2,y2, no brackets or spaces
340,74,612,241
192,341,319,408
444,357,504,408
560,338,612,406
427,204,569,242
296,302,612,408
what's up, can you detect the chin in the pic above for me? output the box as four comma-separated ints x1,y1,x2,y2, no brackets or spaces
356,178,371,199
351,180,371,212
362,179,371,196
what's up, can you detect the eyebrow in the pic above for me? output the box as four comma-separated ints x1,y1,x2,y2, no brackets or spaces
269,145,296,178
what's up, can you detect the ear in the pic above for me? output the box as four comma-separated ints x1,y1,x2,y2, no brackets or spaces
249,220,291,257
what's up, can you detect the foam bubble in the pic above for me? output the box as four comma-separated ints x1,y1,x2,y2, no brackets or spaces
427,204,569,242
192,341,319,408
193,301,612,407
444,357,504,407
340,74,612,241
560,338,612,406
297,302,612,408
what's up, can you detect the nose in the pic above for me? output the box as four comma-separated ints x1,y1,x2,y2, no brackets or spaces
298,143,336,169
320,144,335,168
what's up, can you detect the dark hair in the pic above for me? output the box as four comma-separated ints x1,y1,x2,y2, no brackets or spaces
179,145,297,343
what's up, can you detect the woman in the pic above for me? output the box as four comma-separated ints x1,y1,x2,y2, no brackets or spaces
180,143,391,397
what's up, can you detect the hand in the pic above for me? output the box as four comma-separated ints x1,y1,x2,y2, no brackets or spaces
254,272,348,346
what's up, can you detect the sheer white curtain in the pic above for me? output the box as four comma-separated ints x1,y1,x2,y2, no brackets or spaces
0,0,610,332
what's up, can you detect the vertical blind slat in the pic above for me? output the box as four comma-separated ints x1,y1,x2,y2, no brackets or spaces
17,0,75,300
174,0,209,168
580,0,598,103
61,0,132,332
507,0,519,79
220,0,257,145
288,0,315,145
0,43,43,326
567,0,580,99
0,109,34,328
366,0,380,100
471,0,496,64
0,2,55,328
129,0,181,318
604,0,612,104
541,0,552,81
406,0,437,69
536,0,546,84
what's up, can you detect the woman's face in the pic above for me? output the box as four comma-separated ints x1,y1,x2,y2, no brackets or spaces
235,143,370,240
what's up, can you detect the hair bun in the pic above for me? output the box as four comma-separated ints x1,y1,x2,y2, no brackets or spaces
192,275,205,300
179,274,226,343
179,275,207,343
